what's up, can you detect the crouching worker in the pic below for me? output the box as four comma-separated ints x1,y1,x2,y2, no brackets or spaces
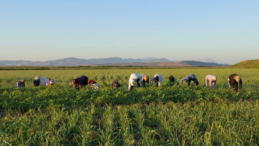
33,76,56,87
228,74,242,92
151,74,162,87
112,80,120,88
180,74,199,86
166,75,178,86
89,80,100,91
128,73,149,90
71,75,88,89
205,75,217,88
16,78,25,88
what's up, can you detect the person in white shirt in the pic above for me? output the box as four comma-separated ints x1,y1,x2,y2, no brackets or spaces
128,73,149,90
205,75,217,88
150,74,163,87
33,76,56,87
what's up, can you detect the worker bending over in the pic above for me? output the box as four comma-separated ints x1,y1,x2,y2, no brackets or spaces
16,78,25,88
228,74,242,91
112,80,120,88
33,76,56,87
180,74,199,86
151,74,163,87
128,73,149,90
205,75,217,88
166,75,178,86
89,80,100,91
71,75,88,89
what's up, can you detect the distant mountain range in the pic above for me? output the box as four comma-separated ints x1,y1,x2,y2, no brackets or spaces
196,57,218,63
0,57,229,66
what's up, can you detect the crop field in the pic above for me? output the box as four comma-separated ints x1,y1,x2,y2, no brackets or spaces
1,68,259,145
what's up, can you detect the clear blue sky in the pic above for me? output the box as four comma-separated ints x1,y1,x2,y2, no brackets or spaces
0,0,258,64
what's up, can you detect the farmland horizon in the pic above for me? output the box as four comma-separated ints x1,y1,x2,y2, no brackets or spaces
0,56,231,66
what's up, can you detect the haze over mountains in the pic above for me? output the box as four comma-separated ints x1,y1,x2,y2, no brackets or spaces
0,57,229,67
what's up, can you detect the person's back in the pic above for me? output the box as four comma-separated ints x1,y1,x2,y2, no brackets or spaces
39,76,51,86
181,74,199,86
151,74,162,86
128,73,148,90
34,76,55,86
78,75,88,86
89,80,100,90
205,75,217,88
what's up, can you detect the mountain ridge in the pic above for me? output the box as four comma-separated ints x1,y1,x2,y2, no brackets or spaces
0,57,228,66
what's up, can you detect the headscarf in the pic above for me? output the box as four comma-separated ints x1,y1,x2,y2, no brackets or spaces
143,75,149,82
234,76,241,82
212,76,217,82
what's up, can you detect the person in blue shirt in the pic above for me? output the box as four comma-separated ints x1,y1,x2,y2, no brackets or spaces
16,78,25,88
180,74,199,86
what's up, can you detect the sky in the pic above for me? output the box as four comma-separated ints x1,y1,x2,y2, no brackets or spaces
0,0,258,64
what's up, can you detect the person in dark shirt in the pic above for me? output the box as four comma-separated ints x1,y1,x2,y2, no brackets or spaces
16,78,25,88
180,74,199,86
112,80,120,88
71,75,88,89
228,74,242,91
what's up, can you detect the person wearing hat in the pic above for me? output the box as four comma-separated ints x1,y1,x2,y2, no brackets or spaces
71,75,88,89
33,76,56,87
205,75,217,88
89,80,100,90
112,80,120,88
166,75,178,86
180,74,199,86
150,74,163,87
16,78,25,88
228,74,242,91
128,73,149,90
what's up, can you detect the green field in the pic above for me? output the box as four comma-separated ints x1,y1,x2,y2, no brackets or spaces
1,69,259,145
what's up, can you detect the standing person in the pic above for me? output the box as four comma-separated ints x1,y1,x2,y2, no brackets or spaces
16,78,25,88
151,74,163,87
228,74,242,91
71,75,88,89
166,75,178,86
205,75,217,88
128,73,149,90
180,74,199,86
89,80,100,90
112,80,120,88
33,76,56,87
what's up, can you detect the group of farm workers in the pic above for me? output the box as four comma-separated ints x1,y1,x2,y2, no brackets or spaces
16,75,101,90
127,73,242,91
16,73,242,92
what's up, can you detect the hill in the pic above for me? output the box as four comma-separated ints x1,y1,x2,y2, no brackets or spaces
233,60,259,68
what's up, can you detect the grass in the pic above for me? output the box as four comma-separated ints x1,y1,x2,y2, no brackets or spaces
0,68,259,145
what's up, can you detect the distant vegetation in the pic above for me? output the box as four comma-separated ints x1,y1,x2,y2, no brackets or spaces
233,60,259,68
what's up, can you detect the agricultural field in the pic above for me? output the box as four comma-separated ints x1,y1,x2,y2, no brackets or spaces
0,68,259,145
